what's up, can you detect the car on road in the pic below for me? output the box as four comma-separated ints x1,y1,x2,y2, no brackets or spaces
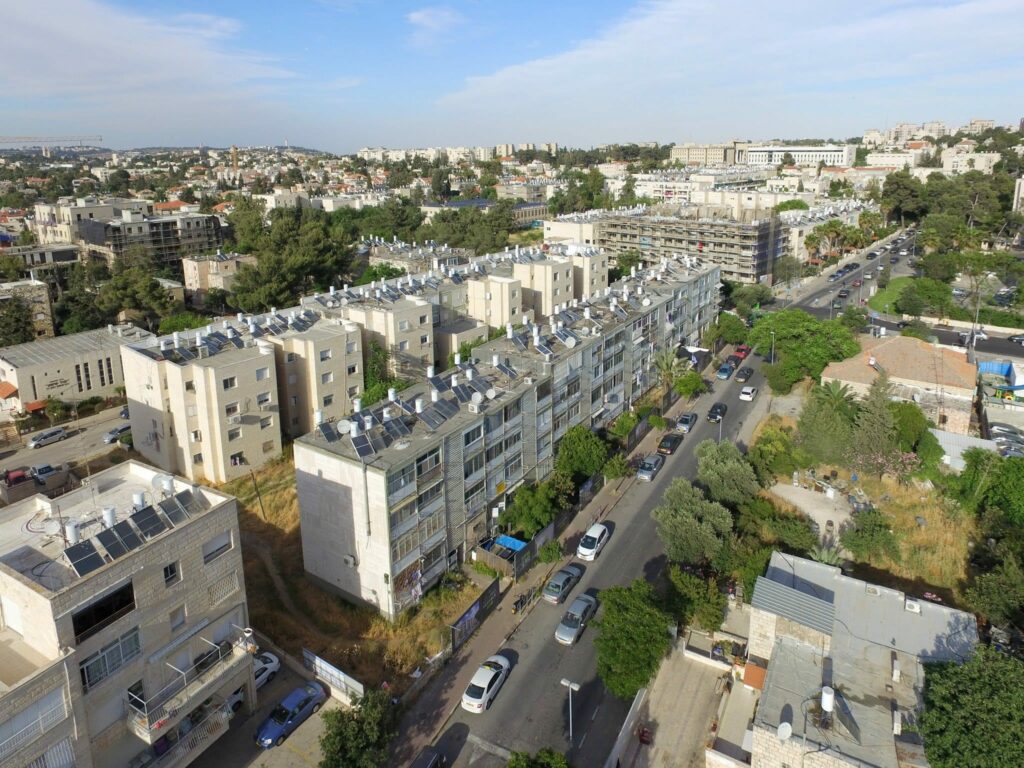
461,655,511,713
577,523,610,561
837,289,850,299
989,423,1024,438
890,256,900,264
847,262,861,270
863,270,874,280
657,433,682,455
959,328,989,344
831,298,843,309
28,427,67,449
952,288,968,299
542,564,583,604
867,251,879,260
254,681,327,748
637,454,665,481
716,363,735,380
1010,334,1024,345
827,274,840,283
676,412,698,433
899,249,908,256
735,366,754,383
103,424,132,444
852,279,862,287
707,402,728,423
30,464,59,483
254,651,281,689
738,386,758,402
555,594,598,646
119,406,130,419
734,344,752,359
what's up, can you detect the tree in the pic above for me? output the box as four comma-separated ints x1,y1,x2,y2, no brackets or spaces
594,579,671,699
782,152,795,166
704,313,747,346
673,370,708,399
0,253,25,280
157,312,209,335
747,309,860,392
501,480,559,539
507,749,571,768
839,306,868,332
730,283,772,318
987,457,1024,526
667,566,726,632
772,255,802,286
177,187,197,204
44,397,68,426
920,647,1024,768
957,448,1003,514
555,425,608,483
695,440,760,508
613,249,642,279
896,284,926,317
0,295,35,346
354,262,405,286
773,199,809,212
877,265,892,289
226,196,267,253
318,688,396,768
880,170,925,224
966,554,1024,627
748,422,808,485
652,479,733,565
797,383,857,465
840,508,899,562
603,453,632,480
848,374,901,477
809,544,843,565
653,349,684,392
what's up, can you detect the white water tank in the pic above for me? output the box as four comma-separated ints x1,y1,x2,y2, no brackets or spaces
132,492,146,510
821,686,835,714
65,519,80,546
102,506,117,529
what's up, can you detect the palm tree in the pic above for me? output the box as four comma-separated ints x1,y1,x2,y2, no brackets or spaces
653,348,684,393
812,381,858,422
809,544,843,566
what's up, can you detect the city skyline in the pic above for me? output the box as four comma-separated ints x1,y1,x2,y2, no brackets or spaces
3,0,1023,153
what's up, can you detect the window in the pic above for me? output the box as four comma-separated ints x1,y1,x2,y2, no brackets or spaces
398,320,410,332
419,315,428,325
255,367,270,381
388,464,416,497
163,562,180,586
416,447,440,476
347,364,358,375
79,628,141,692
170,605,186,632
193,452,203,464
321,371,334,384
505,453,523,479
399,340,409,351
286,352,296,363
420,511,444,539
230,451,245,466
225,402,239,417
504,432,522,452
202,531,233,564
228,427,241,441
348,385,359,398
536,380,552,401
486,443,504,462
72,582,135,643
420,334,429,345
260,416,273,429
418,482,443,509
389,499,417,529
346,341,358,354
464,452,484,479
391,527,419,562
190,429,201,443
185,380,195,392
257,391,271,405
504,399,522,420
465,480,485,505
222,376,237,390
464,424,483,448
319,349,332,362
290,396,298,406
262,440,275,453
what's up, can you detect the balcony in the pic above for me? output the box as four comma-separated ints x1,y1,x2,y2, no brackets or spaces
0,698,68,763
125,632,253,744
127,701,233,768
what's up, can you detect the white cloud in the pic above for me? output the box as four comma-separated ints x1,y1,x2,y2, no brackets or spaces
435,0,1024,145
406,6,464,49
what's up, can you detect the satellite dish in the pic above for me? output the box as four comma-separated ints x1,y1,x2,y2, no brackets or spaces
471,392,484,405
777,722,792,742
151,474,174,493
485,388,497,400
335,419,353,435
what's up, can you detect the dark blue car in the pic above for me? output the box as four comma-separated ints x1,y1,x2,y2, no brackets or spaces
254,681,327,748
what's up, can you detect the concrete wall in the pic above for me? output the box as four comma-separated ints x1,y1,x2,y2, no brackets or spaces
747,607,831,661
751,726,855,768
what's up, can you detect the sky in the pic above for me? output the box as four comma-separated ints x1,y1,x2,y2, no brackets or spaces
3,0,1023,153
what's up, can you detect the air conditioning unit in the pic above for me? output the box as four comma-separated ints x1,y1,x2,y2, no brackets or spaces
228,415,242,424
342,555,357,568
467,402,481,414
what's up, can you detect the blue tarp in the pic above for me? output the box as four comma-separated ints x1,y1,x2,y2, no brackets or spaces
495,534,528,552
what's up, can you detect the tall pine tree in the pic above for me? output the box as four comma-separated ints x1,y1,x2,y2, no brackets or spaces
848,374,899,476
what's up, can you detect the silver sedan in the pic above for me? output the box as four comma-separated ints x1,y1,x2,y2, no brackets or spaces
555,594,598,646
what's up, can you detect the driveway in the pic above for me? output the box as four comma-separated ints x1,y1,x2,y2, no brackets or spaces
3,407,124,471
769,482,852,546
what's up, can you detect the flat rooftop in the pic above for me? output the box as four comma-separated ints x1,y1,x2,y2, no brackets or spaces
0,324,152,369
0,461,227,593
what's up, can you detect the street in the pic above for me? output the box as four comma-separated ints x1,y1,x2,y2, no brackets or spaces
2,406,125,472
435,358,767,767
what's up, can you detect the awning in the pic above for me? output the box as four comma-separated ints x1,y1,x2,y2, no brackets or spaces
25,400,47,412
0,382,17,399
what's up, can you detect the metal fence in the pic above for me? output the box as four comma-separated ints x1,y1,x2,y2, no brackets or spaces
450,577,501,651
301,649,364,702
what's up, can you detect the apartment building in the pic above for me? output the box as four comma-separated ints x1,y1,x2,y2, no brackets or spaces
864,150,920,168
962,118,995,134
294,261,720,618
338,294,435,377
778,202,876,263
0,461,252,768
0,324,152,415
181,252,257,307
122,309,362,483
1014,177,1024,213
466,274,529,330
941,148,1001,175
33,198,154,245
669,141,749,165
79,211,223,266
1,278,54,338
746,145,857,168
0,242,80,272
512,258,576,319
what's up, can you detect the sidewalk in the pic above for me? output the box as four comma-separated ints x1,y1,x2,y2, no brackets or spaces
392,382,716,765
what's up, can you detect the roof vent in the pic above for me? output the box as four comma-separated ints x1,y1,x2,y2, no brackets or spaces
905,598,921,614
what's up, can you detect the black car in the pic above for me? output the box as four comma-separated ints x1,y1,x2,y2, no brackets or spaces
866,252,879,260
837,289,850,298
707,403,728,423
889,256,899,264
658,433,683,455
735,366,754,383
725,354,742,368
847,262,861,270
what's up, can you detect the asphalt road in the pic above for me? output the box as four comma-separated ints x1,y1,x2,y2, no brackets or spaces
2,407,124,472
436,360,767,767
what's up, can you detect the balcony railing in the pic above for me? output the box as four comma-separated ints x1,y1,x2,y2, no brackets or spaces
0,699,68,762
125,631,253,743
129,702,232,768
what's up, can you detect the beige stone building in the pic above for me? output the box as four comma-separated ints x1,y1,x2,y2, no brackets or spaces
181,252,257,307
0,324,152,415
122,309,363,483
0,278,54,338
820,335,976,434
32,197,154,245
512,258,576,319
466,274,528,329
0,460,253,768
339,295,435,377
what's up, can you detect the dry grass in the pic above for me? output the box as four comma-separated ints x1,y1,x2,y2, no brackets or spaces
824,467,975,593
220,448,483,689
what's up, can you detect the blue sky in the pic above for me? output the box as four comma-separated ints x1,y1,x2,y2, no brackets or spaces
4,0,1023,152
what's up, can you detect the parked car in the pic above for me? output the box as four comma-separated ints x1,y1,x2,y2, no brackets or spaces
2,469,31,488
411,746,449,768
28,427,67,449
866,251,879,260
254,682,327,748
103,424,132,444
738,386,758,402
716,363,735,380
725,354,742,368
657,433,682,455
461,655,511,713
555,594,598,646
734,344,752,359
707,402,728,423
1010,334,1024,345
576,523,610,561
852,279,862,287
863,270,875,280
735,366,754,383
637,454,665,481
890,256,900,264
254,651,281,690
30,464,59,483
119,406,130,419
837,289,851,299
542,564,583,604
827,273,840,283
676,412,698,433
989,423,1024,438
227,685,246,714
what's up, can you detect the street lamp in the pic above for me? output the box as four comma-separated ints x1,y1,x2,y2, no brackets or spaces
718,412,725,444
561,678,580,746
769,330,776,366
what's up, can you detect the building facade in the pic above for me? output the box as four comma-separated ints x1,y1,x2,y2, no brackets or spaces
181,252,258,307
0,461,253,768
745,145,857,168
294,261,721,618
79,212,223,266
1,279,54,338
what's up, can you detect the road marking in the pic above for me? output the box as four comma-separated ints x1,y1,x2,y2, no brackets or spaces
467,732,512,760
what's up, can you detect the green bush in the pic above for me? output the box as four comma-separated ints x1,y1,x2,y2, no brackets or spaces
538,540,563,563
840,508,900,563
603,453,632,480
